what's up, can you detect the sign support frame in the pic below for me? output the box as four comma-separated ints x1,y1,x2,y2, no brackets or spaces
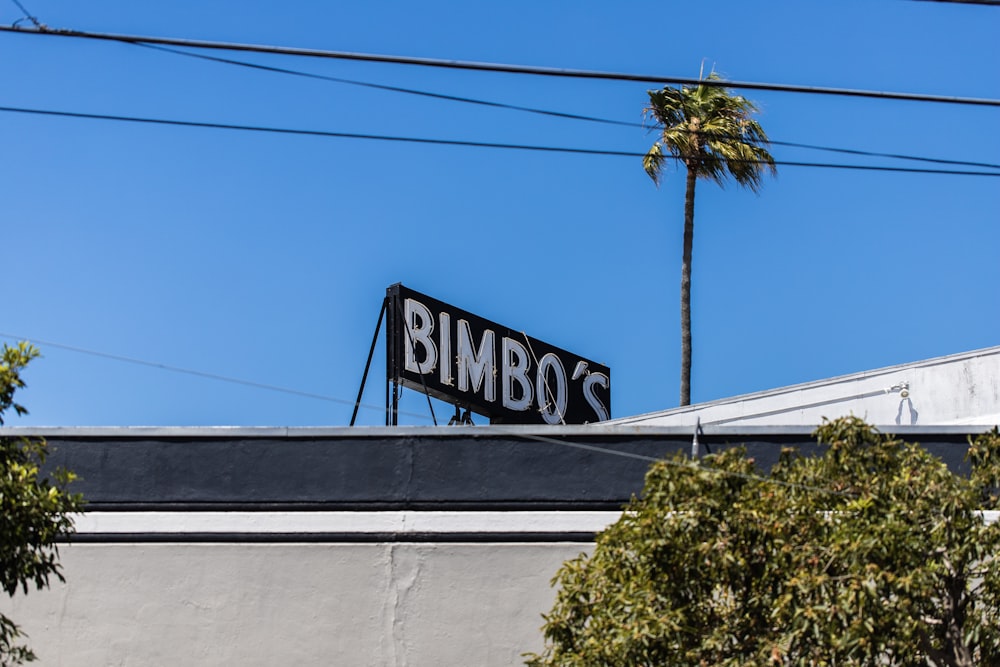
350,296,388,427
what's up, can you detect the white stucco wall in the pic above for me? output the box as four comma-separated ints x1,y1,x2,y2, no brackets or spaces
2,541,591,667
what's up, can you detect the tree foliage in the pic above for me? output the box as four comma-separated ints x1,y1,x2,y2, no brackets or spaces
0,343,81,665
643,72,775,190
527,417,1000,667
643,72,776,407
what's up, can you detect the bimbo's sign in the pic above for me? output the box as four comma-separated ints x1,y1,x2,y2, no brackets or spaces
386,284,611,425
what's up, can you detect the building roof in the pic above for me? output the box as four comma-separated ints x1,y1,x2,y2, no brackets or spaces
608,345,1000,428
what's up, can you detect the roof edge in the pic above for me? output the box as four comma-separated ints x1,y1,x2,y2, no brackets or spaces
608,345,1000,425
0,423,993,439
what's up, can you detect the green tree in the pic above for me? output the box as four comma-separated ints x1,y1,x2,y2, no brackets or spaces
643,72,775,406
0,342,81,665
527,417,1000,666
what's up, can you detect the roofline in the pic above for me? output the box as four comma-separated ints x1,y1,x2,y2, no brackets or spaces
608,345,1000,424
0,423,993,439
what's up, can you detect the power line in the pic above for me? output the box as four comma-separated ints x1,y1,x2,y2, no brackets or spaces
2,25,999,108
912,0,1000,4
0,331,435,423
763,139,1000,170
0,103,640,156
135,42,1000,172
7,24,996,169
3,104,999,177
8,0,41,28
134,42,627,129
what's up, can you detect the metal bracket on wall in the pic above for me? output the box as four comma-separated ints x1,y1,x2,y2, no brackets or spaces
691,417,709,459
447,405,475,426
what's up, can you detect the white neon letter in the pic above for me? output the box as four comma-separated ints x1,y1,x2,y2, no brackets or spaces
583,373,610,422
501,337,532,411
438,311,453,386
404,298,437,374
457,319,496,402
536,353,567,425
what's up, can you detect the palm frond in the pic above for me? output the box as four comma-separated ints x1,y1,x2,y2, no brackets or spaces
644,71,776,189
643,143,666,184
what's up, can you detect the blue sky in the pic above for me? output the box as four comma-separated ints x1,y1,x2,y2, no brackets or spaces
1,0,997,426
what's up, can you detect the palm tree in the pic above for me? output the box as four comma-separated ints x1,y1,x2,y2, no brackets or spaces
644,72,776,406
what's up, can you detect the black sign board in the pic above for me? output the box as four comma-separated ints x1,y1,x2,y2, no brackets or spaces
386,284,611,425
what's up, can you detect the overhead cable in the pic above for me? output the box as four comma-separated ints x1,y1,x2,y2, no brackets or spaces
1,25,998,107
0,331,432,422
135,42,1000,171
912,0,1000,4
2,104,999,177
134,42,625,128
8,0,41,28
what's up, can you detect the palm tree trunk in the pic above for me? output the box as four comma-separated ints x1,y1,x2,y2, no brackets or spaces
680,166,696,406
